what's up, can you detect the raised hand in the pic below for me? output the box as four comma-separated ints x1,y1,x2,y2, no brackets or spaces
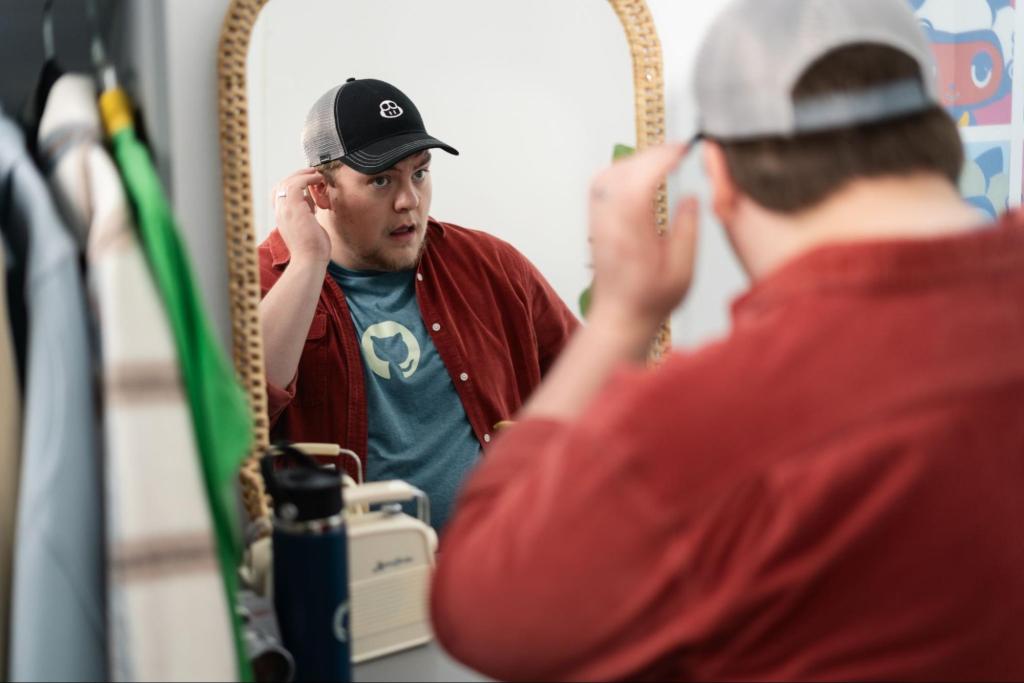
272,168,332,265
587,143,699,332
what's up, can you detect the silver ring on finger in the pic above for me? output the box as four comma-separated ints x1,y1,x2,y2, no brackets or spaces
276,190,287,199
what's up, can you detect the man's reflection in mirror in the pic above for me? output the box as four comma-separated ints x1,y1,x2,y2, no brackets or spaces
258,78,578,531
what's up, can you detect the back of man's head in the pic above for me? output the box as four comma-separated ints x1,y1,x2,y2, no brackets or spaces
694,0,962,213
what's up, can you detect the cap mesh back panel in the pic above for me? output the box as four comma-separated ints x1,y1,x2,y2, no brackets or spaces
301,84,346,165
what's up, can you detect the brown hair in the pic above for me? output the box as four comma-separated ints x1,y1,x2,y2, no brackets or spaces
718,44,963,213
316,159,344,187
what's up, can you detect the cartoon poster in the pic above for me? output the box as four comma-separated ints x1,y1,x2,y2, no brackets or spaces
911,0,1015,127
960,142,1010,217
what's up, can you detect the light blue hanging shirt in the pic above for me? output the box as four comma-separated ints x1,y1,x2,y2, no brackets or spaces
0,109,105,682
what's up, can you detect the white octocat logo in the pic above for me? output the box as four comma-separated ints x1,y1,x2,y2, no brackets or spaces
361,321,421,380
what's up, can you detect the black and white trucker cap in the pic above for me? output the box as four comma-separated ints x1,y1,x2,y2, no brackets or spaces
301,78,458,174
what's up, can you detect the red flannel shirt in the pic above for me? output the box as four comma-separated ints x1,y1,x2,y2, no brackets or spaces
258,219,578,476
433,212,1024,681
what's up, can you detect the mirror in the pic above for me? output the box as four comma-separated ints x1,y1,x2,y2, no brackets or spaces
218,0,666,523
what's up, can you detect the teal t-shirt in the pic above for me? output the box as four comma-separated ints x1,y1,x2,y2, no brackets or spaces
328,262,481,532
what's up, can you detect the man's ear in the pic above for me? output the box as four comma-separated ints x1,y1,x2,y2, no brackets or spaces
703,142,740,227
307,177,333,210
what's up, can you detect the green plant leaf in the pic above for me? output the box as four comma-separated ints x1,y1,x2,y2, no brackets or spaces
613,143,635,160
579,284,593,318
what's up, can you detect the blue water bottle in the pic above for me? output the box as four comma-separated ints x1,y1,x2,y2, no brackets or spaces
261,444,352,682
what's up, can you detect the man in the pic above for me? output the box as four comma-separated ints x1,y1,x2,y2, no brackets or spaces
431,0,1024,679
259,78,577,531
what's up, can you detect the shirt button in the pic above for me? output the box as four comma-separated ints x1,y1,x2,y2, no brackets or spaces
432,323,441,332
459,372,469,382
416,272,424,281
483,433,491,443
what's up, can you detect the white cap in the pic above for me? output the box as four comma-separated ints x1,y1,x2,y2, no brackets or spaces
694,0,941,140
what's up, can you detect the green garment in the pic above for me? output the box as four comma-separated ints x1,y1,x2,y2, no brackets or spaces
101,88,253,682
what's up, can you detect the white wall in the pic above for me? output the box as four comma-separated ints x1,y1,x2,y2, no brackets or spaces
140,0,746,353
162,0,237,350
127,0,234,348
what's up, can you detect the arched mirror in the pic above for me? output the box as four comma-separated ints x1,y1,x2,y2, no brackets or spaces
217,0,667,523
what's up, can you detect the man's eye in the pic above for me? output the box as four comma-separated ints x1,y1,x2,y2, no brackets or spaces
371,177,390,188
413,169,429,181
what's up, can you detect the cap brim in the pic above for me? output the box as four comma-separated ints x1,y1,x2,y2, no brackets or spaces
341,132,459,174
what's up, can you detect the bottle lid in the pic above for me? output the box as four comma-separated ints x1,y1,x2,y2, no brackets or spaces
260,444,343,522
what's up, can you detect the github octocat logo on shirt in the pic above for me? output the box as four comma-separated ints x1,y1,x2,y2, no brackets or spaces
361,321,421,380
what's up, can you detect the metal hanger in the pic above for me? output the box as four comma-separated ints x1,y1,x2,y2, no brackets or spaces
41,0,56,63
22,0,64,156
85,0,120,91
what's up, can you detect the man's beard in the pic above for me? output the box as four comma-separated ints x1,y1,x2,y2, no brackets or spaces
358,230,428,272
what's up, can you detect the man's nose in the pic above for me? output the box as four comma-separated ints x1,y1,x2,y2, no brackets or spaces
394,181,420,212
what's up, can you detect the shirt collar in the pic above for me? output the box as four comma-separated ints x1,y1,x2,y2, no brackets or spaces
732,209,1024,320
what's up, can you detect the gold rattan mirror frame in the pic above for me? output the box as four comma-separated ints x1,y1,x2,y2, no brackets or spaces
217,0,669,524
